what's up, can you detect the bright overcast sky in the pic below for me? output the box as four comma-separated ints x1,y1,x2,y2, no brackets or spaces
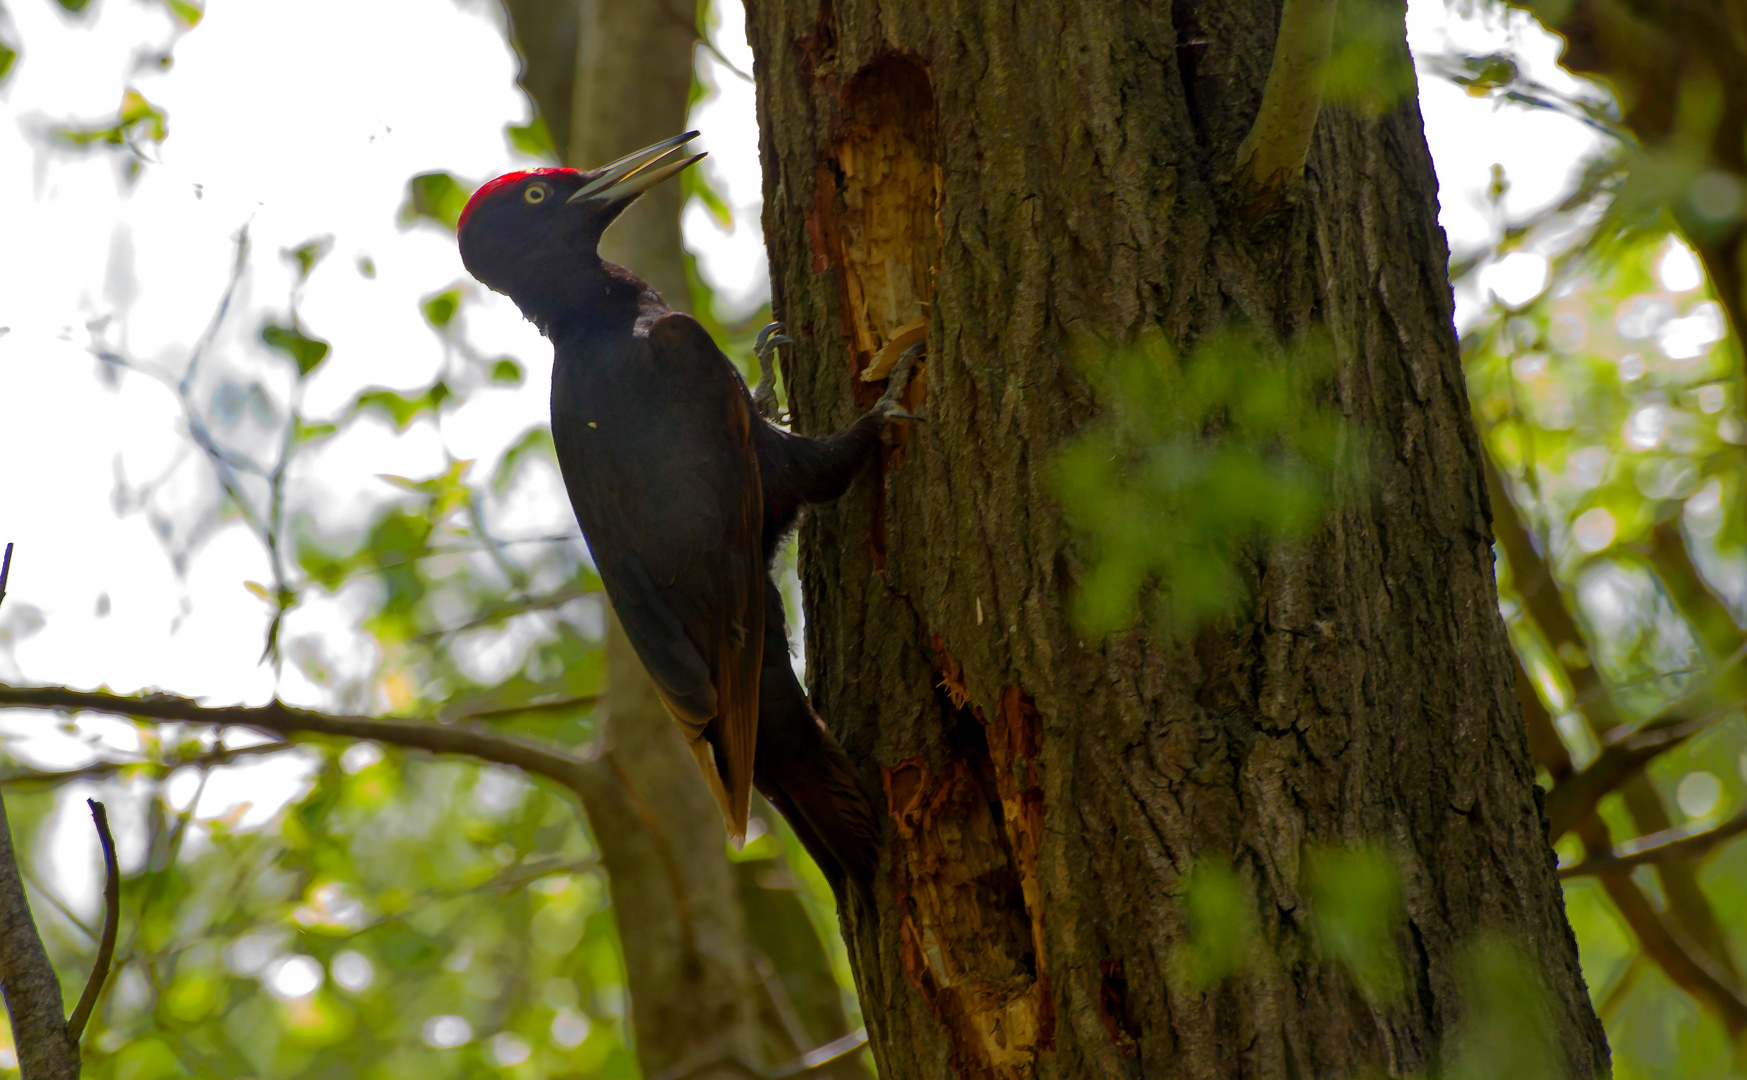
0,0,1608,913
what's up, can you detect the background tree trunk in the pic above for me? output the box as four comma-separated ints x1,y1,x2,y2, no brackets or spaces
744,1,1612,1077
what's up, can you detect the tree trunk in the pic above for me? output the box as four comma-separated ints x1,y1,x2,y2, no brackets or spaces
744,1,1611,1077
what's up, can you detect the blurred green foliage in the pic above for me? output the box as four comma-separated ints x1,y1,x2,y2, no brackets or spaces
1324,0,1418,116
1447,935,1566,1080
505,118,554,162
1176,860,1256,987
400,173,473,233
1444,4,1747,1065
1305,845,1405,1004
50,89,169,154
1053,329,1348,635
260,323,331,380
159,0,202,30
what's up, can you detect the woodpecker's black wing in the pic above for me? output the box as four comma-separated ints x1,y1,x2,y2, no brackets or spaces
553,311,765,842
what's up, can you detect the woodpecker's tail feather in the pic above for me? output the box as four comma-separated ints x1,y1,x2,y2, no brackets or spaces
756,713,881,889
752,581,879,896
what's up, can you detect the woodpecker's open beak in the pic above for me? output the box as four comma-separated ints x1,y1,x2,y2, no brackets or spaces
569,131,706,207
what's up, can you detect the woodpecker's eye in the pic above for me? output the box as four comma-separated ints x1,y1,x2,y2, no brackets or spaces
524,184,549,205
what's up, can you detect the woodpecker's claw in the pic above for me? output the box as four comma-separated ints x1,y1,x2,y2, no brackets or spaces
752,322,793,422
753,322,795,357
875,341,926,424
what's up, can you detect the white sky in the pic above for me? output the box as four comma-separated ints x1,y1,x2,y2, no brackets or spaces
0,0,1607,915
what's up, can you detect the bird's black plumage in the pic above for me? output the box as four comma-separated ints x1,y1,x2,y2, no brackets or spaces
457,136,904,889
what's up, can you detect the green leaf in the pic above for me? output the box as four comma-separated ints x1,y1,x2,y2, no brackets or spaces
1051,328,1350,636
160,0,204,27
351,381,453,431
55,0,93,13
50,89,169,149
490,358,524,385
1304,846,1405,1001
357,256,376,279
1176,860,1253,987
506,117,555,162
421,288,462,330
492,426,555,493
286,236,333,282
1322,0,1417,116
260,321,331,378
399,171,473,232
294,419,338,445
0,40,17,86
682,161,733,229
117,88,168,140
1448,936,1565,1080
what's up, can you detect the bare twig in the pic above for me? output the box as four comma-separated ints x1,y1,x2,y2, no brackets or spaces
657,0,753,82
0,684,590,793
22,865,100,943
1561,806,1747,879
654,1028,872,1080
417,586,600,642
1596,859,1747,1034
1490,454,1747,983
1,740,294,788
1233,0,1337,213
65,799,119,1044
1543,700,1734,839
769,1029,870,1078
441,694,600,724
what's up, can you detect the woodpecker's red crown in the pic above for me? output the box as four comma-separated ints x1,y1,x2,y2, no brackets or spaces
457,167,578,231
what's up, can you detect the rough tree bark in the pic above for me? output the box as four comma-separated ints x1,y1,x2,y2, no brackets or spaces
744,1,1611,1078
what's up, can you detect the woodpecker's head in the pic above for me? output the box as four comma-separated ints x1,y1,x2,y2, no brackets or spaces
457,131,704,306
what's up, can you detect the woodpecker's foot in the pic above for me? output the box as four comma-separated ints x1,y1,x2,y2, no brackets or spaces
752,321,794,422
876,341,926,424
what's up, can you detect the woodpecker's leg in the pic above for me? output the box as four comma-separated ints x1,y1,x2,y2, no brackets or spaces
752,322,795,422
876,341,926,425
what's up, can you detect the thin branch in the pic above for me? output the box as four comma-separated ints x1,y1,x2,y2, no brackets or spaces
1,741,294,788
1489,453,1747,978
1597,953,1644,1023
655,1028,872,1080
769,1029,870,1078
1598,865,1747,1035
440,694,601,724
22,866,99,942
0,684,590,794
1543,699,1735,838
657,0,753,82
66,799,119,1045
1233,0,1337,212
1561,806,1747,879
416,586,600,642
